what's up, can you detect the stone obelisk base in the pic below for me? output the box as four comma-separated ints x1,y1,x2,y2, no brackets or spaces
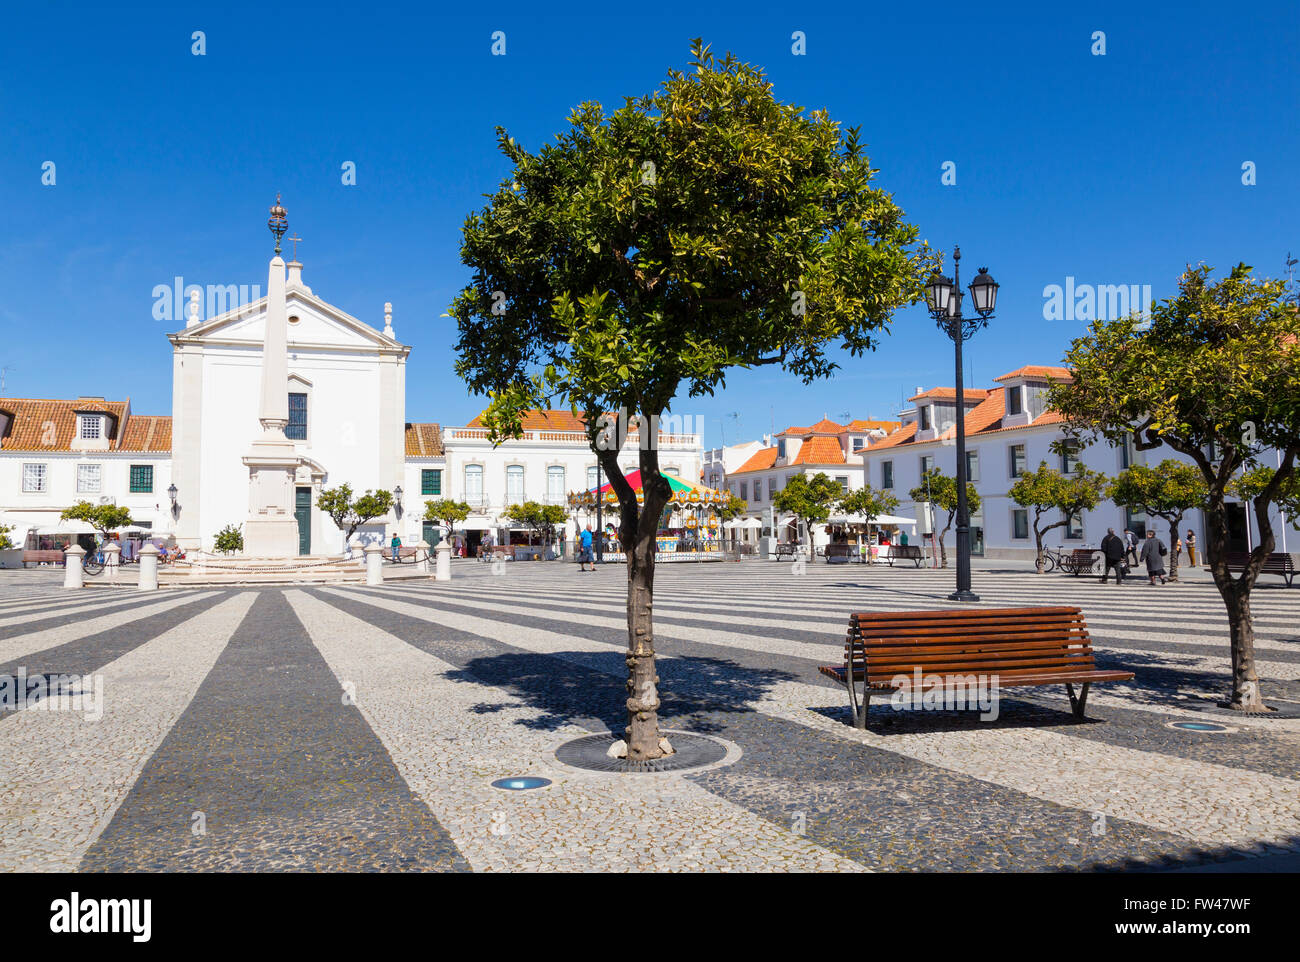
243,435,301,558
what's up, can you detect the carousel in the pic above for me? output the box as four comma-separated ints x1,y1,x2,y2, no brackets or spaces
567,470,731,561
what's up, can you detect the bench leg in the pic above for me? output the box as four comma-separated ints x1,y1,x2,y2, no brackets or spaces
1066,682,1090,719
844,673,872,729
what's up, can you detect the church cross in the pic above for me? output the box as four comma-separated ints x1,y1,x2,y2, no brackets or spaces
288,234,302,260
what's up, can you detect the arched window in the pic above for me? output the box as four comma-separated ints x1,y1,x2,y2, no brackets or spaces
506,464,525,504
464,464,484,504
547,465,565,502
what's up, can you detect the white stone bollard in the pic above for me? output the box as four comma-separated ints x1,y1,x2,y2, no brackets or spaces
416,540,431,575
104,543,121,582
138,543,160,591
63,544,85,589
364,542,383,585
435,541,451,582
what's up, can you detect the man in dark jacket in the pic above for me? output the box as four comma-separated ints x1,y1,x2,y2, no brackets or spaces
1100,527,1126,585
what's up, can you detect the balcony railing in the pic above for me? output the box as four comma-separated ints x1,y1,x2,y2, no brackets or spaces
447,427,699,448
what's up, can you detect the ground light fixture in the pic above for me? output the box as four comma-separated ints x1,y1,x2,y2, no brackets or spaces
490,776,552,791
925,245,998,603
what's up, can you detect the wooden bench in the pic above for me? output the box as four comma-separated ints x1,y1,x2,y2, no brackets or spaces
824,544,857,564
24,550,66,567
775,542,800,559
884,544,924,568
1223,551,1296,586
817,606,1135,729
1061,548,1099,576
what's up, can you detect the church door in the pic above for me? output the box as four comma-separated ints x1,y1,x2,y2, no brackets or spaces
295,487,312,556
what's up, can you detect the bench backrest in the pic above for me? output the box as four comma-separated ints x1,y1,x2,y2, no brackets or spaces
1224,551,1293,569
1071,549,1095,559
844,606,1095,687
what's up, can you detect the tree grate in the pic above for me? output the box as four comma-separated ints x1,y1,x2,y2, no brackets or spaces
554,731,731,774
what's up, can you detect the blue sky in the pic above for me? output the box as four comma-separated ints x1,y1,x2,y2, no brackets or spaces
2,0,1296,448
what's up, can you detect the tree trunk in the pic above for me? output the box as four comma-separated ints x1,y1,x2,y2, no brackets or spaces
939,523,951,568
598,420,671,761
1205,492,1268,710
1166,515,1182,582
1034,530,1045,573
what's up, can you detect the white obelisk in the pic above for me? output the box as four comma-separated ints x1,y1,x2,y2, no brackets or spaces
241,197,301,556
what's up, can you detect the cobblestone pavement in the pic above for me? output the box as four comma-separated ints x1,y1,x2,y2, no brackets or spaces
0,560,1297,872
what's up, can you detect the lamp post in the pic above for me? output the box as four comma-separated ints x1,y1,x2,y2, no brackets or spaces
167,483,179,522
393,484,403,521
925,246,999,602
595,461,604,563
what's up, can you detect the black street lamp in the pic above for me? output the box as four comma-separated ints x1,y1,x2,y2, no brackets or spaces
925,245,999,602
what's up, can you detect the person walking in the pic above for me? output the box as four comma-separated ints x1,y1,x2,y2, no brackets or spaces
390,532,401,563
1185,529,1198,567
578,525,594,572
1124,528,1140,568
1100,527,1126,585
1139,529,1168,585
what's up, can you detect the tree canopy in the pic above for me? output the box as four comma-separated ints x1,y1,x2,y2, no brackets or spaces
317,484,393,547
1008,462,1109,571
837,485,899,522
60,501,133,538
908,469,981,568
773,473,842,544
1047,262,1300,709
422,499,472,543
448,40,933,760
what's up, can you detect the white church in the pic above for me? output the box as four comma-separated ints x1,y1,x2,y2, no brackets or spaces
0,201,702,559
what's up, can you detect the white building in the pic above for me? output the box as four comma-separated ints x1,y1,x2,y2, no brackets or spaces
2,235,701,558
723,417,900,545
858,365,1292,560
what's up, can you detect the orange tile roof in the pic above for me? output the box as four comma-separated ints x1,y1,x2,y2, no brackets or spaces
807,418,844,434
865,421,918,450
118,415,172,452
992,365,1074,383
0,397,137,451
468,409,588,432
778,425,811,436
846,419,902,433
907,387,990,403
792,436,846,465
976,410,1067,435
730,446,778,474
404,423,444,457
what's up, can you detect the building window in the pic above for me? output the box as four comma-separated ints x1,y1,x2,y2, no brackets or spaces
464,464,484,502
1009,444,1026,478
286,392,308,440
835,475,850,495
421,469,442,496
768,475,778,497
739,481,748,500
1008,386,1023,416
920,454,934,476
1064,510,1084,540
79,414,102,440
547,465,565,501
22,463,48,493
587,465,599,490
852,437,864,451
506,465,525,504
965,450,980,483
882,461,894,489
754,479,763,501
129,464,154,493
1060,440,1081,474
777,439,786,459
1119,435,1135,469
1012,509,1029,540
919,406,932,430
77,464,102,494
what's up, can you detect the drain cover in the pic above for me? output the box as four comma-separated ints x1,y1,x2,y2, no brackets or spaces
555,731,731,774
491,776,551,791
1167,721,1235,733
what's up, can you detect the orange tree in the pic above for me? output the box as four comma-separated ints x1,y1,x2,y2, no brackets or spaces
1049,264,1299,711
449,41,933,759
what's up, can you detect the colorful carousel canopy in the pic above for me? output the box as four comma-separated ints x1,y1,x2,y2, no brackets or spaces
568,471,728,507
